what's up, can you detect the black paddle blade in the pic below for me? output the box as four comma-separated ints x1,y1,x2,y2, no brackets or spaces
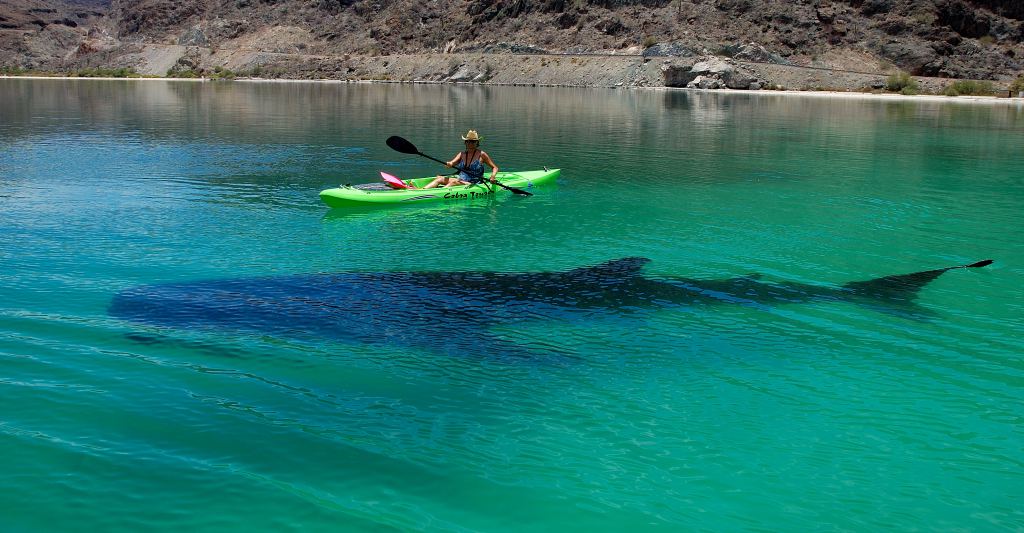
386,136,419,155
493,181,533,196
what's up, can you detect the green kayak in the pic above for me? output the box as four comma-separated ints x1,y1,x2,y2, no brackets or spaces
319,169,559,208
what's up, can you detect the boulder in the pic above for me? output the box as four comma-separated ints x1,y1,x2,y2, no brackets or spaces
661,60,698,87
690,57,734,77
643,41,697,58
877,39,938,74
692,57,756,88
685,75,723,89
177,26,207,47
860,0,893,17
724,69,757,89
816,5,837,24
448,65,478,82
208,19,249,41
663,56,762,89
729,42,789,64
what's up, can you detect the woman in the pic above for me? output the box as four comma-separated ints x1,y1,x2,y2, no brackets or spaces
417,130,499,189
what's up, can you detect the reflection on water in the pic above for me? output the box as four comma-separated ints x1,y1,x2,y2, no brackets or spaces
321,195,485,221
3,79,1022,198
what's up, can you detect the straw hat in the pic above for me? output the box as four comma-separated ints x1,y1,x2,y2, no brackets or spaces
461,130,482,141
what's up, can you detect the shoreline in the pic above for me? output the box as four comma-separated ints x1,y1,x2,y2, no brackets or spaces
670,86,1024,105
3,74,1022,105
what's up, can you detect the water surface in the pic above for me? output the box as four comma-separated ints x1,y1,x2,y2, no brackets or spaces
1,79,1023,531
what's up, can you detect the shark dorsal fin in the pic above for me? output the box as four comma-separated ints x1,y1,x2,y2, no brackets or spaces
569,257,651,281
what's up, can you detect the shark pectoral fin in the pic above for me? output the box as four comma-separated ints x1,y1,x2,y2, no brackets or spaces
122,331,255,359
568,257,651,281
852,300,941,321
412,327,577,362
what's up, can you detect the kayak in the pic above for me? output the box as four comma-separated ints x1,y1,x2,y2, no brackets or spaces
319,169,559,208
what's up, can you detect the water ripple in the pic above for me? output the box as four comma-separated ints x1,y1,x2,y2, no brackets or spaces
2,79,1023,531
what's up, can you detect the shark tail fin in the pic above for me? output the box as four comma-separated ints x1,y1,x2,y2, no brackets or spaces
842,259,993,301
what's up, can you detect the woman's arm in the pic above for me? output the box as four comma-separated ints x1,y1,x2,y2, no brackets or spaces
446,152,463,168
481,151,498,179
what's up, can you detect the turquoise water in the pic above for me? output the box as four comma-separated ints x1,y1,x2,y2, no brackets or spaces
1,79,1023,531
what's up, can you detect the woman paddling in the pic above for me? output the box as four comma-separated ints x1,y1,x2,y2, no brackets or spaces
416,130,499,189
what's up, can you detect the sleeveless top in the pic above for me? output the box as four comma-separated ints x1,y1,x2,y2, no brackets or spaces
457,150,485,182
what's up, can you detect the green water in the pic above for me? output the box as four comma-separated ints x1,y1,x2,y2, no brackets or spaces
1,79,1022,531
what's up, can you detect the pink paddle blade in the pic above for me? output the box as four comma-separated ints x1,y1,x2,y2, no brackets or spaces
381,172,412,189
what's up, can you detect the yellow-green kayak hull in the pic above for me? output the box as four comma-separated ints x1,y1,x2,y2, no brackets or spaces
319,169,559,208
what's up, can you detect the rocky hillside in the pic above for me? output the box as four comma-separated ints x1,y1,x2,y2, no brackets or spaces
3,0,1022,85
0,0,115,69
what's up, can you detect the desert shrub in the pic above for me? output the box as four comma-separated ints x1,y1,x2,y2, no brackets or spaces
210,66,236,80
73,67,136,78
1009,75,1024,96
239,65,263,78
168,68,201,78
885,71,918,94
911,11,936,25
941,80,995,96
1,66,31,75
642,36,658,48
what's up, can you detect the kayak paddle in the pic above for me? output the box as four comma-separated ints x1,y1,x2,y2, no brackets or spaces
385,135,533,196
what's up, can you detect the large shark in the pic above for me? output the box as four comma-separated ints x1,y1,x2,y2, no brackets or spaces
109,257,993,358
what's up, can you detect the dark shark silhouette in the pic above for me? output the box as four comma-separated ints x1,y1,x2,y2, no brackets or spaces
109,257,993,358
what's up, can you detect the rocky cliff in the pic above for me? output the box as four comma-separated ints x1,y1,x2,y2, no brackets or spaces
3,0,1022,87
